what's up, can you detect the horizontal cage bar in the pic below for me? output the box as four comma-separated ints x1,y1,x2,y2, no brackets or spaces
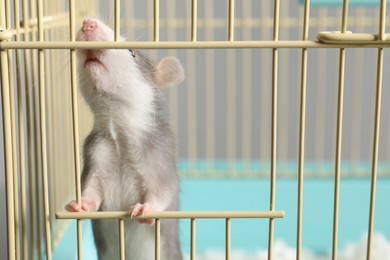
1,39,390,50
56,210,285,220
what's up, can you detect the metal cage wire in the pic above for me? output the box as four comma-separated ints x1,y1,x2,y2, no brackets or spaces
0,0,389,260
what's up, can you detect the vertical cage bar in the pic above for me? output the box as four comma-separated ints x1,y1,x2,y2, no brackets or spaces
29,0,42,257
14,0,29,257
379,0,386,41
4,0,21,258
190,218,196,260
225,218,231,260
1,58,16,259
69,0,83,258
115,0,120,41
155,219,161,260
0,31,16,260
332,1,348,259
43,11,56,243
6,14,21,260
228,0,234,41
367,0,386,257
22,0,35,258
37,0,52,257
268,0,280,258
340,1,348,34
367,47,384,260
119,219,125,260
154,0,159,41
332,49,346,260
297,0,310,259
45,13,55,242
191,0,197,41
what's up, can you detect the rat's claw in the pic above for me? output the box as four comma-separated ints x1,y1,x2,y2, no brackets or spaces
65,198,98,212
65,200,85,212
129,203,155,225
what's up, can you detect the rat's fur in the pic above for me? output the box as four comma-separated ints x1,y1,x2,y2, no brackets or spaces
67,17,184,260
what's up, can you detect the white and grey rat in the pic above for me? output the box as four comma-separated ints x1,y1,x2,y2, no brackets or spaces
65,17,184,260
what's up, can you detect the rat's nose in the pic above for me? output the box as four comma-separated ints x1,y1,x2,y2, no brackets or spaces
82,20,97,32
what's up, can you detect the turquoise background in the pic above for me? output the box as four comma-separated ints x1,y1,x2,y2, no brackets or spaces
53,178,390,259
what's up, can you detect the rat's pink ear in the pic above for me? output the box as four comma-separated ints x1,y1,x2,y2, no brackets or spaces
153,57,185,89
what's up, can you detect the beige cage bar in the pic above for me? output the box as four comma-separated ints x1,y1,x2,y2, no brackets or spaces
1,0,390,260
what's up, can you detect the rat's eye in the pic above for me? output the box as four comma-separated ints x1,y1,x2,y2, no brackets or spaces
129,49,136,58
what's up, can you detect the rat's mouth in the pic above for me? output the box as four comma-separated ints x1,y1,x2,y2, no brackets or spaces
84,57,103,67
83,50,105,69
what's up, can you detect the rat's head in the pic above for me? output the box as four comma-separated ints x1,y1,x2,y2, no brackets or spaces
76,17,185,102
76,17,128,75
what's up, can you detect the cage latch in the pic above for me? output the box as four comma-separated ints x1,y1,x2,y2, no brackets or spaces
317,31,389,44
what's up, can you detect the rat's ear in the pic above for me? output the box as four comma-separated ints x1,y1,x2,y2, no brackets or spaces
153,57,185,89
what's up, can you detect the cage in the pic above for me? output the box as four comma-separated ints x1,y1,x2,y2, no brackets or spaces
1,0,390,259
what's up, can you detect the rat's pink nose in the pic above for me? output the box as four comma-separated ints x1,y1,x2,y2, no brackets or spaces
82,20,97,32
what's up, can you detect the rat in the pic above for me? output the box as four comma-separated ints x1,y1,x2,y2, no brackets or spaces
65,17,184,260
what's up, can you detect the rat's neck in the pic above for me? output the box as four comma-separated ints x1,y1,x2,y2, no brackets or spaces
91,91,157,142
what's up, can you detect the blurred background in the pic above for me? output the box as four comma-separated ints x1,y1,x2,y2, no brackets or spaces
1,0,390,259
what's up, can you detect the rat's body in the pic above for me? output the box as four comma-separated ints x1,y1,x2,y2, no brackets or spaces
65,18,184,260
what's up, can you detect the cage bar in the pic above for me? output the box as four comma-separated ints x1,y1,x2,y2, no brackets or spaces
22,0,37,258
367,1,386,258
29,0,43,257
68,0,83,258
56,210,285,219
191,0,197,41
4,39,390,49
154,0,159,42
297,0,311,259
367,45,384,260
8,26,21,260
115,0,120,41
228,0,235,41
225,218,231,260
119,219,125,260
190,218,196,260
13,0,29,257
268,0,280,258
37,0,53,257
332,1,349,259
155,219,161,260
0,33,16,260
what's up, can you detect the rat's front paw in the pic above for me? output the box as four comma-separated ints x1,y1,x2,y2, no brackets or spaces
129,203,155,225
65,198,98,212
